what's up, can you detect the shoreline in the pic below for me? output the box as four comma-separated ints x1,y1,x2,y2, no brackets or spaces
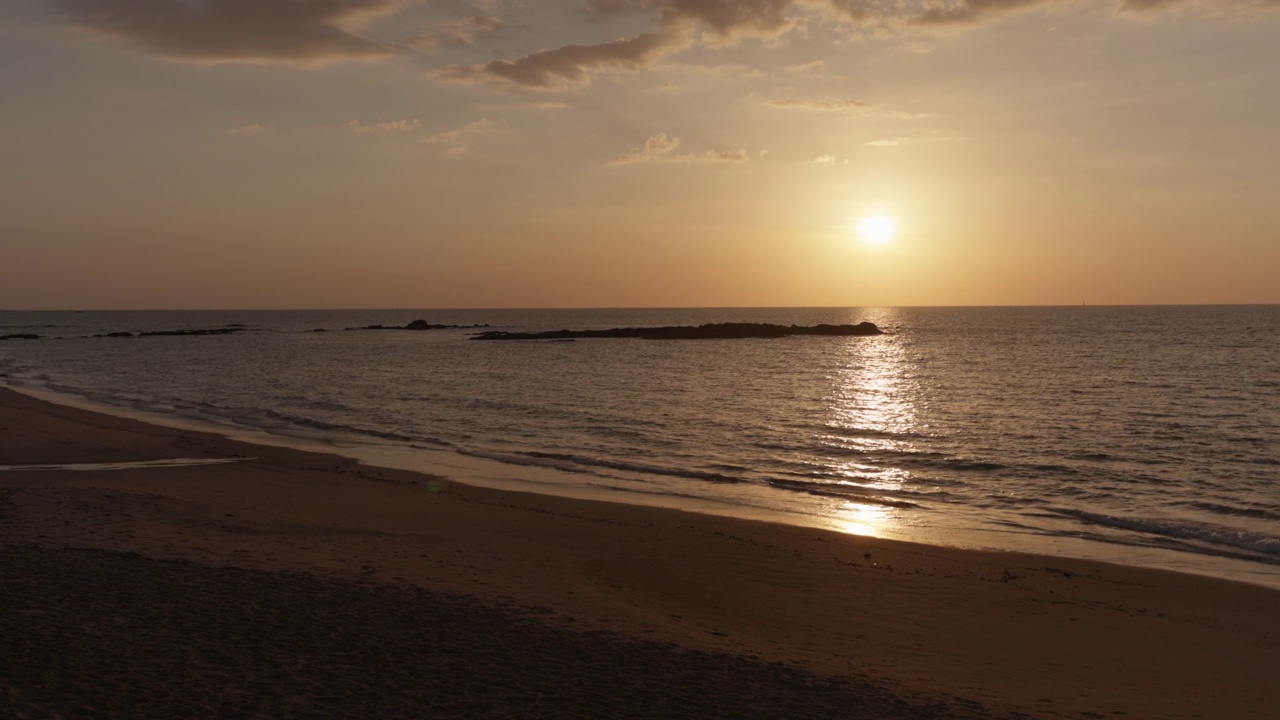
5,379,1278,591
2,386,1279,718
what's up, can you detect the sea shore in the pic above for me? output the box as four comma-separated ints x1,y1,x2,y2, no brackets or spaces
1,387,1277,719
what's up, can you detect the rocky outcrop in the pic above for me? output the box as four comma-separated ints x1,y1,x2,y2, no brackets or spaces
471,322,883,341
346,320,490,331
137,327,248,337
88,326,249,338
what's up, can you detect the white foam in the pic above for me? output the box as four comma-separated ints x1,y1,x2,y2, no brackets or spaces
0,457,251,472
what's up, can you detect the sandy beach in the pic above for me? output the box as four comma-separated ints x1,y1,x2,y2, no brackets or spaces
1,386,1277,719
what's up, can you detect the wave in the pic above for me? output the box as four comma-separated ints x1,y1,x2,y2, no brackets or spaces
1183,501,1280,523
459,449,747,484
765,479,921,508
1051,508,1280,560
257,409,453,447
818,426,930,441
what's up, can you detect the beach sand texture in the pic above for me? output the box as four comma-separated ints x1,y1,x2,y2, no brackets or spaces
2,387,1277,719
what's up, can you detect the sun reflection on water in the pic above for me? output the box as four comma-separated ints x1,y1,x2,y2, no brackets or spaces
819,324,922,538
832,502,895,537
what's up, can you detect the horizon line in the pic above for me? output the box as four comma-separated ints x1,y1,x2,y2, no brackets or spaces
3,303,1279,313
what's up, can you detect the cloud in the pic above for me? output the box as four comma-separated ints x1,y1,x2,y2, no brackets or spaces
66,0,1275,81
441,31,685,88
584,0,809,42
224,123,266,136
785,60,826,72
608,133,749,166
423,117,501,153
1116,0,1184,9
60,0,413,64
907,0,1058,27
583,0,1275,48
344,118,422,134
440,0,1276,91
448,0,846,89
609,132,681,163
1110,0,1260,11
405,15,504,50
765,97,872,112
333,116,499,153
809,154,837,164
867,132,956,145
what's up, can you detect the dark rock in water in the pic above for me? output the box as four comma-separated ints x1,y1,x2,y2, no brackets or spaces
136,327,249,337
472,322,883,342
347,320,491,331
0,333,42,341
310,328,328,333
93,331,135,338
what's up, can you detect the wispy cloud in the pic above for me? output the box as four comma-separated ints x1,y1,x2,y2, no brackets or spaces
866,132,957,146
224,123,266,136
608,133,749,166
423,117,501,153
785,60,826,73
809,154,837,164
765,97,872,112
60,0,415,65
344,119,422,134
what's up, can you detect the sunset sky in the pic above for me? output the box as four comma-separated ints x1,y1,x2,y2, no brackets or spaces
2,0,1277,309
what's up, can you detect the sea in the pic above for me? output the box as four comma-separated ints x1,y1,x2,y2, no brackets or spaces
1,306,1277,588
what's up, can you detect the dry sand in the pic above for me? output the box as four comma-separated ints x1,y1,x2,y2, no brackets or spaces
1,386,1277,719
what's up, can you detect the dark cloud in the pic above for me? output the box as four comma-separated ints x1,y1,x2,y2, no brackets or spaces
585,0,808,39
465,1,880,90
907,0,1056,26
405,15,504,51
1115,0,1187,10
452,0,835,89
444,31,684,88
654,0,800,38
907,0,1274,26
444,0,1280,89
60,0,408,64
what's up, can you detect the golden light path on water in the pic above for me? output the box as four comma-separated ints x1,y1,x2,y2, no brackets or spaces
822,323,922,538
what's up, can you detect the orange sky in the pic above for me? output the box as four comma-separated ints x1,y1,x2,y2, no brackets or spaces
1,1,1277,309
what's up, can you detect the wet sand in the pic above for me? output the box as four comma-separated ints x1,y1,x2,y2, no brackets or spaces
1,387,1277,719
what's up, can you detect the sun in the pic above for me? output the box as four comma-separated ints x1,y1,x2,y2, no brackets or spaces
855,215,898,247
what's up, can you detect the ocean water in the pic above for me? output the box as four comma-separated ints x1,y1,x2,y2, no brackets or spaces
1,306,1277,587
